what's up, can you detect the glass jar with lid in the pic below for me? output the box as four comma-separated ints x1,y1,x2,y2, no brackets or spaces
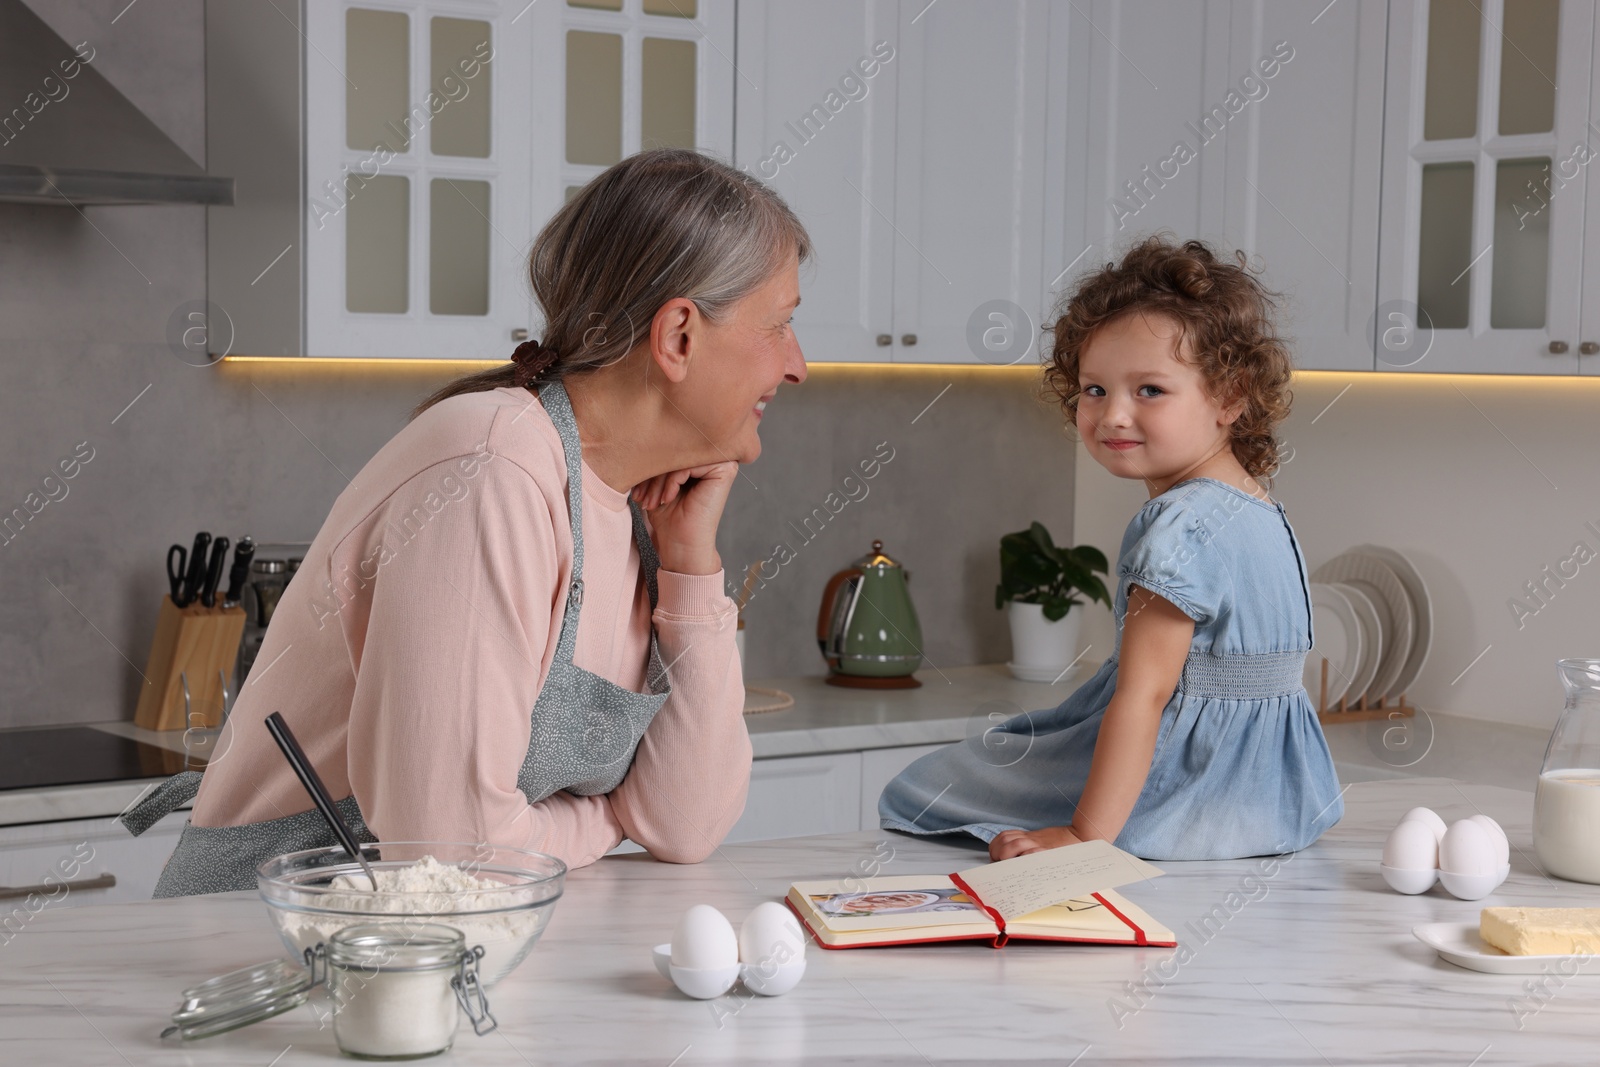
328,922,493,1060
162,922,494,1058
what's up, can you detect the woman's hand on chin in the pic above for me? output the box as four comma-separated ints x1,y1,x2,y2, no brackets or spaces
632,461,738,575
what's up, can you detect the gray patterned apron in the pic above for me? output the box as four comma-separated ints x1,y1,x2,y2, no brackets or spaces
118,381,672,896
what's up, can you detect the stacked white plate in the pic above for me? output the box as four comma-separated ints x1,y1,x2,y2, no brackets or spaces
1304,545,1433,707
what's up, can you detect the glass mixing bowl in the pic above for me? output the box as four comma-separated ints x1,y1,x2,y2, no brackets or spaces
257,841,565,988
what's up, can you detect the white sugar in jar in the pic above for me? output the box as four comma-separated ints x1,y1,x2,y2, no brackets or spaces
328,923,484,1060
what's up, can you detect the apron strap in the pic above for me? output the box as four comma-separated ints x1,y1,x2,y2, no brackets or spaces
539,380,665,647
630,499,661,613
116,769,204,837
538,381,587,664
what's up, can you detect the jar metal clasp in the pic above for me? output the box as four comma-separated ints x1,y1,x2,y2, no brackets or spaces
452,945,497,1036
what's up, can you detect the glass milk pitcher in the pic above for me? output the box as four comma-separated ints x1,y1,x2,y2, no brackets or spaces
1533,659,1600,883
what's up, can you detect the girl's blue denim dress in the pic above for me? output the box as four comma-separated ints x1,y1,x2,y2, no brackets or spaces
879,477,1345,860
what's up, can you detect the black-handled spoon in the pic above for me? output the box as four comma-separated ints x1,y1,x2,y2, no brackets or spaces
263,712,378,891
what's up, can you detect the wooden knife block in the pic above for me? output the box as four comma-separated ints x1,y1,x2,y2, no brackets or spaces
133,596,248,732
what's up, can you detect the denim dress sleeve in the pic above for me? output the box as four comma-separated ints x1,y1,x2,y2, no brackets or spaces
1115,497,1221,628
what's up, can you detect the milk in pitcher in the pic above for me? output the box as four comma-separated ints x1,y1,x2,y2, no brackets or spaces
1534,769,1600,884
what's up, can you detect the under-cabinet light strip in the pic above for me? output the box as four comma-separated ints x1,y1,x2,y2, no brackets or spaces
218,356,1600,383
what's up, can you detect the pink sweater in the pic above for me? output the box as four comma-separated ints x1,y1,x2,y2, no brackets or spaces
190,386,752,868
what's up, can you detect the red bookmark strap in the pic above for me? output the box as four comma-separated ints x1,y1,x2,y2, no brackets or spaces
1092,891,1149,945
949,872,1008,945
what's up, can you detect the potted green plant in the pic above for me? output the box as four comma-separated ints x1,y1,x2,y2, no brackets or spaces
995,522,1112,681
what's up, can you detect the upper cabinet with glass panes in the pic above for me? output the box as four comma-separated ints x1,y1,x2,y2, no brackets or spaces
205,0,732,359
1376,0,1599,374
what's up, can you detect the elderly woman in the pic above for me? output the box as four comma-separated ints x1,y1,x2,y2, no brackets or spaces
120,149,811,895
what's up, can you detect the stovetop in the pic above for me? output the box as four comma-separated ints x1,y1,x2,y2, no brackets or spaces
0,726,205,792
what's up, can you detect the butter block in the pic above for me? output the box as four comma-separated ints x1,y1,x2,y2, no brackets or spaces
1480,907,1600,956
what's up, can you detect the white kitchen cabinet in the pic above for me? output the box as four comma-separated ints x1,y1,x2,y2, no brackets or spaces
208,0,732,359
0,811,187,910
1217,0,1387,372
723,743,953,844
1070,1,1235,269
724,752,863,843
858,742,947,829
299,0,535,361
1065,1,1382,372
734,0,1054,365
1376,0,1597,374
546,0,736,216
888,1,1053,365
733,0,899,362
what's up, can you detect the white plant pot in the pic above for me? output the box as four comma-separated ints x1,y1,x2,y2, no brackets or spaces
1006,601,1082,681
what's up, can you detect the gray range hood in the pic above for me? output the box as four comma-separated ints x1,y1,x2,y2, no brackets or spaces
0,0,232,206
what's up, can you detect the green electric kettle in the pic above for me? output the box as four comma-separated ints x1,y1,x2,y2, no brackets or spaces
816,540,923,689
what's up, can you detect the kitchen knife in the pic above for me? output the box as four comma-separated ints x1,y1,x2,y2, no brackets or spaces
166,544,187,603
179,532,210,608
223,536,255,608
200,536,230,608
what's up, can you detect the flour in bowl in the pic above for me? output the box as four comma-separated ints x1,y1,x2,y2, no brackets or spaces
274,856,552,986
327,855,506,899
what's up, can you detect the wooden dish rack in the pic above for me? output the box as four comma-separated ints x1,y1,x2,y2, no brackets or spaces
1313,657,1416,725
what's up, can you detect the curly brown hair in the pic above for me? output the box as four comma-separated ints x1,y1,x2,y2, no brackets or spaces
1043,234,1294,484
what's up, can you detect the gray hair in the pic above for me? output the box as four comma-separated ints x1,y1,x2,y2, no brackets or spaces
413,148,812,418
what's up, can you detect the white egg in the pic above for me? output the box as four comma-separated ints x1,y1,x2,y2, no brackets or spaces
1399,806,1447,843
671,904,739,970
1383,818,1439,870
1440,819,1498,877
1467,814,1511,866
738,901,806,968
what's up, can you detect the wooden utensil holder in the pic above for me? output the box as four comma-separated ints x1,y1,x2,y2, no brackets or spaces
1313,656,1416,725
133,596,248,732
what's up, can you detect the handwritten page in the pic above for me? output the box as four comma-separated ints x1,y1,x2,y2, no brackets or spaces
956,840,1164,920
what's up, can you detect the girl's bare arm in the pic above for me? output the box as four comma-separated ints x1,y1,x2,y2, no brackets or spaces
989,584,1194,860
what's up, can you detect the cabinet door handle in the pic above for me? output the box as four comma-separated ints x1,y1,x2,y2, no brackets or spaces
0,873,117,900
1549,340,1570,354
875,333,892,346
1581,341,1599,356
901,334,918,346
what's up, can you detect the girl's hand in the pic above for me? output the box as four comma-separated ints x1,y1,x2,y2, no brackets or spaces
988,825,1086,861
632,462,738,575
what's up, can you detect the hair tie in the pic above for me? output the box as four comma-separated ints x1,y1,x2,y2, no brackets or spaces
510,339,559,387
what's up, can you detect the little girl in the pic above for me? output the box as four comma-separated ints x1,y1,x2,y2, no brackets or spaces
879,235,1344,862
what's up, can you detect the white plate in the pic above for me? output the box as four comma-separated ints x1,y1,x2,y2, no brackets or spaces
1329,581,1382,707
1412,923,1600,974
1312,553,1414,703
1354,544,1433,697
1007,662,1082,684
1305,583,1359,707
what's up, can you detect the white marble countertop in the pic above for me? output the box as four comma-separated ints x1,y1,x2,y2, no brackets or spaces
5,776,1600,1064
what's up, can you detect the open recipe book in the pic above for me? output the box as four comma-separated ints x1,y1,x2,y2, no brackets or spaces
786,839,1177,949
